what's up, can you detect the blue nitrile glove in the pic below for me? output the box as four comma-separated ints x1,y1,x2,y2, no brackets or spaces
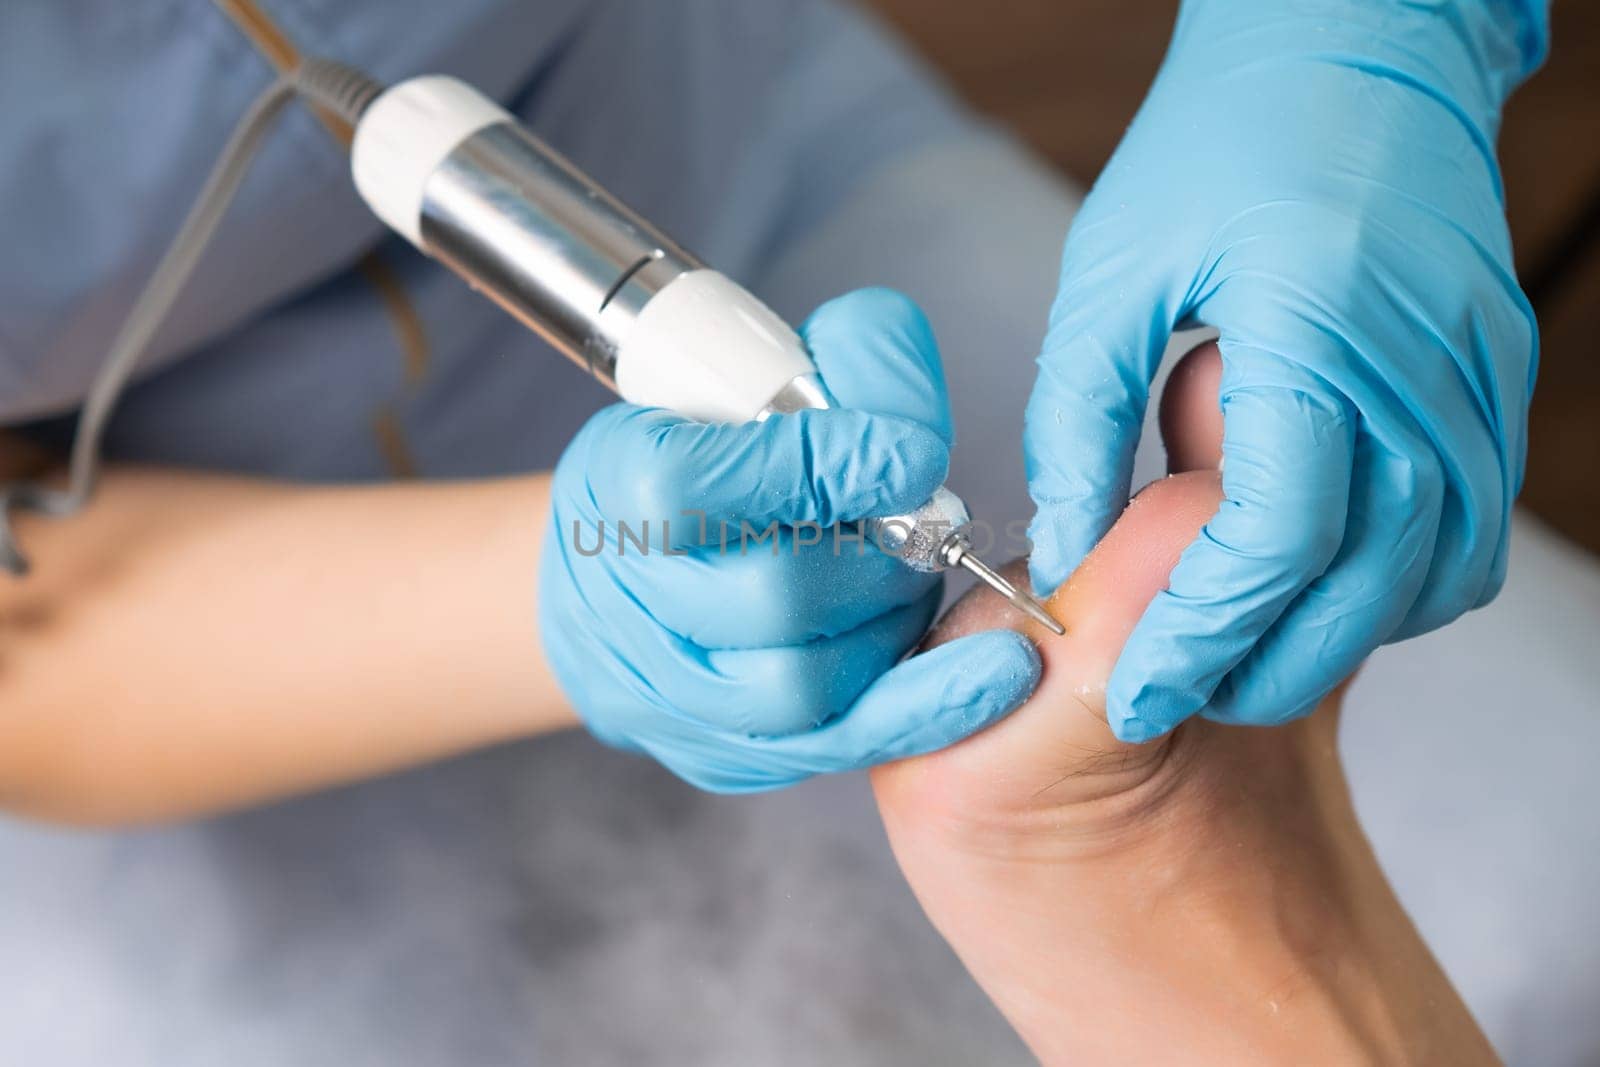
1025,1,1548,741
542,288,1041,791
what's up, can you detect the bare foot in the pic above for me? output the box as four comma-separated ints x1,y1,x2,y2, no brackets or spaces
871,343,1495,1065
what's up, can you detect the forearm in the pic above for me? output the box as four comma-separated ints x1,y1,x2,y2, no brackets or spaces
0,464,574,825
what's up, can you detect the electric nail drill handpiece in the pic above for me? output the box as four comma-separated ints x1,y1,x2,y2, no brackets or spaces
348,75,1062,633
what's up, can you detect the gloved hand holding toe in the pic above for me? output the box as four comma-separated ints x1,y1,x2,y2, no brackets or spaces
1024,0,1546,740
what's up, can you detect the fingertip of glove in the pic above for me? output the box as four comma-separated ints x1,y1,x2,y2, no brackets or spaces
809,286,929,332
1025,511,1076,596
1107,675,1190,743
1199,691,1323,729
763,409,946,522
1108,712,1168,745
936,630,1043,725
850,413,951,511
801,287,931,354
987,628,1044,693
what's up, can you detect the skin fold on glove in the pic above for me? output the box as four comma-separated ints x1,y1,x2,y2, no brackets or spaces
1024,0,1547,742
541,288,1041,792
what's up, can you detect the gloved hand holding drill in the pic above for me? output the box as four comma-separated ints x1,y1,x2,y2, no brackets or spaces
543,289,1042,791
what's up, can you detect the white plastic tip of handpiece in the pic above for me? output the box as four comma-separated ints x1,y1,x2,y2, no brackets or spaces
350,75,512,246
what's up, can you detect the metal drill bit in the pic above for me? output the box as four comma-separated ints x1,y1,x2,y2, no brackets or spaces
946,541,1066,635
